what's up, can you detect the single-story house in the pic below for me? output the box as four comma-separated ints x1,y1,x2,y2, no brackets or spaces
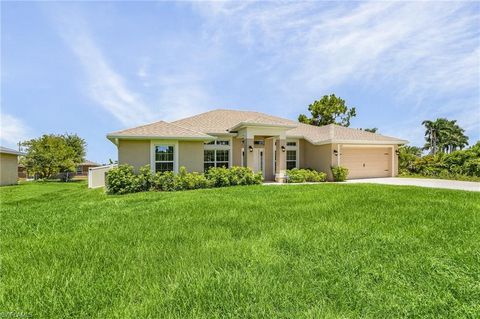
0,146,26,186
107,109,407,182
75,160,101,176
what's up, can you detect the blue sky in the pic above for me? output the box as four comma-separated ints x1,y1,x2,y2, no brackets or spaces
1,1,479,163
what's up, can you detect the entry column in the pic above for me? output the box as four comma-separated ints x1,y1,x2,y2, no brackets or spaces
275,138,287,182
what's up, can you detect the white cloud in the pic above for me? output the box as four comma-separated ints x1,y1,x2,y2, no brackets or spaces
0,113,32,146
51,9,156,127
192,1,480,143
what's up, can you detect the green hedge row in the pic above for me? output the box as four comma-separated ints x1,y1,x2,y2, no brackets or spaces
106,165,263,195
286,168,327,183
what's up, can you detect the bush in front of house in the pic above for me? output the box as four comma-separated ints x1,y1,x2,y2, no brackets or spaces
286,168,327,183
331,166,349,182
105,165,141,195
206,166,263,186
106,165,262,195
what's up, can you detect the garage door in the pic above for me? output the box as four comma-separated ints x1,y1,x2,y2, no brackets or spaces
341,147,391,179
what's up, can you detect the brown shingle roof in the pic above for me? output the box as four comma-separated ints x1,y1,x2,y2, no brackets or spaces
288,123,407,144
107,120,214,139
108,109,407,144
172,109,297,134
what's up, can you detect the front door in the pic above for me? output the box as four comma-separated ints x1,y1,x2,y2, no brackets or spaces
253,148,265,176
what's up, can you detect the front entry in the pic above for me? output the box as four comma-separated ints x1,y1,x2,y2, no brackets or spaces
242,148,265,177
253,148,265,176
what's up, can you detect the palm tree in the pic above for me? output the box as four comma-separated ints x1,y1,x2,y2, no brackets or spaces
422,118,468,154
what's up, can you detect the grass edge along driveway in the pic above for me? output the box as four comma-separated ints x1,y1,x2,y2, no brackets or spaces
1,182,479,318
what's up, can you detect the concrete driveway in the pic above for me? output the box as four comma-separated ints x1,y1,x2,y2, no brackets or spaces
346,177,480,192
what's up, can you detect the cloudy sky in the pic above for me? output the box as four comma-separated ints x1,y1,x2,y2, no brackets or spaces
1,1,479,163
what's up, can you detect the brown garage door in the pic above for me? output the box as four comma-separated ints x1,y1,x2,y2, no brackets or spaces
341,147,391,179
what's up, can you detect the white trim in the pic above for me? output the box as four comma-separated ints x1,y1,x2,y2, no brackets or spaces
150,140,179,173
286,139,299,169
203,137,232,170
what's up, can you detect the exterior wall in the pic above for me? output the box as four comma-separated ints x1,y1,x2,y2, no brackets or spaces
118,140,150,172
232,137,243,167
243,138,254,170
178,141,203,173
0,153,19,186
301,141,334,180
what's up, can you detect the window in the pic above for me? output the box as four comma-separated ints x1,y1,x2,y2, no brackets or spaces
203,139,231,171
155,145,174,172
254,140,265,145
204,149,229,171
76,166,83,174
205,140,229,146
286,141,297,146
286,150,297,170
217,140,230,146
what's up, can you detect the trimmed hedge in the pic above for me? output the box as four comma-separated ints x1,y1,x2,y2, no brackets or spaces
106,165,262,195
331,166,349,182
286,168,327,183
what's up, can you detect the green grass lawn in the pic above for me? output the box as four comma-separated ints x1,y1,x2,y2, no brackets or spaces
1,182,479,318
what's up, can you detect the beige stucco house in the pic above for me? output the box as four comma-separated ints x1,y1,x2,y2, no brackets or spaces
107,109,407,182
0,146,25,186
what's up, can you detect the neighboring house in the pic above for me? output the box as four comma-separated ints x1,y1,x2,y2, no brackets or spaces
75,160,101,177
107,109,407,181
0,146,25,186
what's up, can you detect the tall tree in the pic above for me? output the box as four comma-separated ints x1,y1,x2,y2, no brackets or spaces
22,134,86,180
422,118,468,154
298,94,356,127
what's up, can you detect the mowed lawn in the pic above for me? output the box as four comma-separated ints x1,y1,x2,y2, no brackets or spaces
1,182,479,318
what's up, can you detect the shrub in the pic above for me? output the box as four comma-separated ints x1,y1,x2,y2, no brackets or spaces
331,166,349,182
107,166,262,195
176,167,210,190
151,171,176,192
205,166,231,187
106,165,140,195
227,166,263,185
286,168,327,183
399,142,480,179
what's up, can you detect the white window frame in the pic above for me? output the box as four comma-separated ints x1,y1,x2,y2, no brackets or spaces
286,139,299,170
203,138,232,171
150,140,179,173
